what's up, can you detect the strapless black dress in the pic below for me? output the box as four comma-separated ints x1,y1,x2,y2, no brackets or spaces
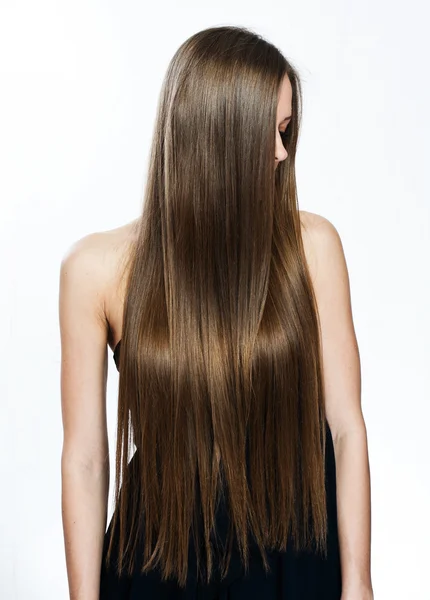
100,340,342,599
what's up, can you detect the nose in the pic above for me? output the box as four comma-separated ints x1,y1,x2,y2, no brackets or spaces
275,148,288,164
275,151,288,169
275,137,288,165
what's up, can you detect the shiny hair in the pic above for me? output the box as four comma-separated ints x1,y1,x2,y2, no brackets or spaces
104,24,328,588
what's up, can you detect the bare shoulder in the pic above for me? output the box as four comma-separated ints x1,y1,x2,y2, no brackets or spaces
59,217,139,347
299,209,348,289
60,223,123,310
60,230,109,327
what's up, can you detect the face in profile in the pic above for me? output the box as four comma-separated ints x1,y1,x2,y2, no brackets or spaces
275,75,293,170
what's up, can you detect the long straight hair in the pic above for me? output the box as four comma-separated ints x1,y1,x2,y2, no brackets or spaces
104,25,328,588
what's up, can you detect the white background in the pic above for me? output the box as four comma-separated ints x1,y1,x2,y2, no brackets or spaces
1,1,429,598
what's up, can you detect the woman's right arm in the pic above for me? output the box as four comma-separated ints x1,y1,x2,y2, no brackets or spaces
59,233,110,600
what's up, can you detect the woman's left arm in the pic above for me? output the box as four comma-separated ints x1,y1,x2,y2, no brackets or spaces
301,212,374,600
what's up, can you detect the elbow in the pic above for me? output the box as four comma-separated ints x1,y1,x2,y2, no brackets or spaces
61,439,109,475
330,412,368,446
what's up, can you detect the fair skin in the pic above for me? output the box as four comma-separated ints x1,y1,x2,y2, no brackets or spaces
59,78,372,600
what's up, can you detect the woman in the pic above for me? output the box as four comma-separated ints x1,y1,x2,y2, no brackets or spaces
60,25,373,600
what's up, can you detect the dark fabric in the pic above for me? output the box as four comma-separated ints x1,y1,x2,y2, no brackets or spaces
100,340,342,599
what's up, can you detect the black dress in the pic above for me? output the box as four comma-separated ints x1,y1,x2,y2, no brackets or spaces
100,340,342,599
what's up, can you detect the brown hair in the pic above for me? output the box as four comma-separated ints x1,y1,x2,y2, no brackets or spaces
104,24,328,588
